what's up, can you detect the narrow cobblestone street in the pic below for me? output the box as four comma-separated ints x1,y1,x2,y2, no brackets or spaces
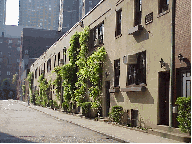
0,100,119,143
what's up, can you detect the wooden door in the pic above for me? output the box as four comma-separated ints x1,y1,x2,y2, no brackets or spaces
158,71,170,126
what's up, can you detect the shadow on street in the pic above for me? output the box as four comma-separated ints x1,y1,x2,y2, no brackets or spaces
0,131,34,143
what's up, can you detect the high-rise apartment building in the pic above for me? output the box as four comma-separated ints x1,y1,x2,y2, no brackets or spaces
58,0,100,32
79,0,100,20
0,0,6,35
19,0,60,30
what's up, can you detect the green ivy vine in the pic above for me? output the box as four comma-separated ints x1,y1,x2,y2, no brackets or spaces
75,27,90,106
26,72,33,103
52,27,106,110
87,46,106,108
37,73,50,107
22,85,26,96
52,66,62,100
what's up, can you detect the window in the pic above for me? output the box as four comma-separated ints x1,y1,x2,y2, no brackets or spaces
17,47,20,51
159,0,169,14
25,50,28,54
8,40,12,44
63,48,66,64
54,55,56,67
47,59,51,72
18,40,21,45
58,52,60,66
89,1,92,5
181,70,191,97
92,22,104,47
134,0,142,26
0,71,1,75
17,59,20,63
0,51,2,55
127,51,146,86
35,69,37,78
7,71,11,76
8,52,11,56
115,9,122,37
39,67,41,76
114,59,120,87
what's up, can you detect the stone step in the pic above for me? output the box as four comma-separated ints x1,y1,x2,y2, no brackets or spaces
98,118,109,122
148,128,191,143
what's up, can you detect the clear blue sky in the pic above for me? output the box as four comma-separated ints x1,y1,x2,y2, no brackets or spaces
5,0,19,25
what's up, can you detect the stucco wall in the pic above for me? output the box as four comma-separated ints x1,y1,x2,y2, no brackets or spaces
30,0,173,128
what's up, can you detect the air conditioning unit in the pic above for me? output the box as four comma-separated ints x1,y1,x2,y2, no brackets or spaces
123,54,137,65
94,39,100,46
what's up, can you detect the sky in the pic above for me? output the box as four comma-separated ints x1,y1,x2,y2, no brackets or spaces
5,0,19,25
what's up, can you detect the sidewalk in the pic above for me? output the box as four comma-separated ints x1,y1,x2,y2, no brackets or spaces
20,101,181,143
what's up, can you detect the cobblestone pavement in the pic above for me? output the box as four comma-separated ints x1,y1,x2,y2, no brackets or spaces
0,100,119,143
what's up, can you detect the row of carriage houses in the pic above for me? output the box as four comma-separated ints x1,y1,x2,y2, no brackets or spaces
19,0,191,129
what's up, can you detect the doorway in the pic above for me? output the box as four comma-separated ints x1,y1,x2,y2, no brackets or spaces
105,81,110,117
158,71,170,126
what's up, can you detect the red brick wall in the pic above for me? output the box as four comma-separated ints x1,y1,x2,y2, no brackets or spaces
175,0,191,68
173,0,191,127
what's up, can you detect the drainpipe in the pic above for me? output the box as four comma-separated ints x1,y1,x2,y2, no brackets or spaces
169,0,176,127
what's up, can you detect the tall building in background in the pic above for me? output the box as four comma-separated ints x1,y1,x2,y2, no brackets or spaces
62,0,79,32
58,0,100,32
19,0,60,30
79,0,100,20
0,0,6,35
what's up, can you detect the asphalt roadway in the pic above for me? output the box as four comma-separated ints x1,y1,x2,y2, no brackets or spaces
0,100,119,143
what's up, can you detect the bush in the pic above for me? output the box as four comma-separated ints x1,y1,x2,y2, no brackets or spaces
48,100,53,108
175,97,191,134
109,105,124,124
62,101,69,111
82,102,91,117
52,100,59,110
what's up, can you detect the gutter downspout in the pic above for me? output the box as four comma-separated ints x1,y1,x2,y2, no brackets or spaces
169,0,176,127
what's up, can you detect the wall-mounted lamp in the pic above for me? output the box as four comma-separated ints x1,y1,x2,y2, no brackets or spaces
178,53,185,62
159,58,165,68
105,71,109,78
79,21,83,27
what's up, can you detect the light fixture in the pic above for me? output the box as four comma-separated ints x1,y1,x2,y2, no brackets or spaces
159,58,165,68
178,53,185,62
105,71,109,78
79,21,83,27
